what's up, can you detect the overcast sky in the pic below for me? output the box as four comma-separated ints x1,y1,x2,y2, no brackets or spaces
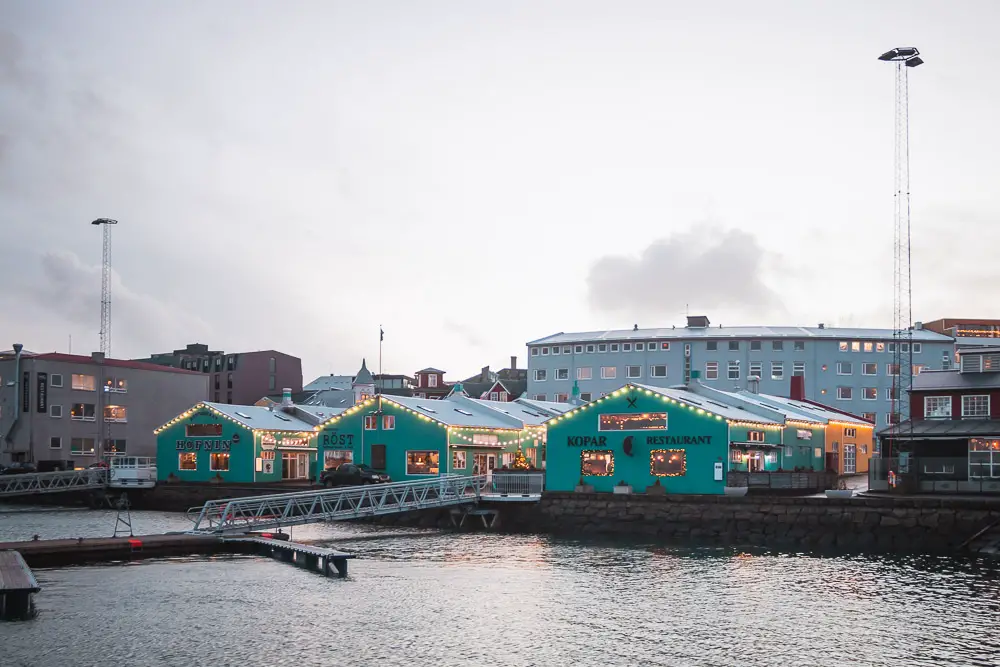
2,1,998,383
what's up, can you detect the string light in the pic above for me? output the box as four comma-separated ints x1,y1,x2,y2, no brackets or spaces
650,449,687,477
580,450,614,477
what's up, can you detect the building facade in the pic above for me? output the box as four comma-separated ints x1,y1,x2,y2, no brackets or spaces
137,343,302,405
0,347,208,466
922,318,1000,350
527,315,955,428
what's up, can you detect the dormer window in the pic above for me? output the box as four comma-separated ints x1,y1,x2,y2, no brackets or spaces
428,374,439,388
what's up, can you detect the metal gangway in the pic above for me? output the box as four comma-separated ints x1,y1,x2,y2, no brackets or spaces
188,474,491,533
0,468,108,498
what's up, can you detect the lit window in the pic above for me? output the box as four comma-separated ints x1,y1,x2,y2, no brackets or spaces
876,342,886,352
837,362,853,375
792,362,805,377
839,342,848,351
837,387,853,400
969,439,1000,478
577,367,592,380
324,450,353,468
472,433,499,446
650,365,667,378
555,368,569,380
660,342,670,350
851,341,861,352
863,342,873,352
179,452,197,470
406,450,439,475
862,387,877,400
962,395,990,419
650,450,686,476
105,377,128,393
452,451,467,470
71,374,96,391
104,405,127,422
601,367,616,380
913,365,926,375
625,365,641,379
727,361,740,380
70,438,96,455
534,370,547,382
364,415,377,430
771,362,784,381
705,362,719,380
580,450,614,476
210,453,230,472
382,415,395,430
599,413,667,431
70,403,96,421
747,430,765,442
924,396,951,419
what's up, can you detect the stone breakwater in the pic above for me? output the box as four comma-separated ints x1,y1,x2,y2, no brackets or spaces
517,493,1000,552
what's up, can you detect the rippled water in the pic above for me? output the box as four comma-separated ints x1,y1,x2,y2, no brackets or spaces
2,505,1000,667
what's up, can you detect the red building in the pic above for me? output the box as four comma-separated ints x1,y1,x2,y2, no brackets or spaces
878,346,1000,493
412,368,450,399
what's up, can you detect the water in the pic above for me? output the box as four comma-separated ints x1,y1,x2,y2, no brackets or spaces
2,505,1000,667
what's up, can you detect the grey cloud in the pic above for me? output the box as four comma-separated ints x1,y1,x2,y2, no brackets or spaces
586,226,784,319
443,320,486,349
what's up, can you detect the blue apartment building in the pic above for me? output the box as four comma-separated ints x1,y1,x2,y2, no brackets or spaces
526,315,956,428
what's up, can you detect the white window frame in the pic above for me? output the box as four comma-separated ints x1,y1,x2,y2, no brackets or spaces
405,450,440,476
49,436,62,449
598,344,607,353
749,361,762,378
563,346,572,354
533,394,546,401
552,347,560,355
452,451,467,470
625,365,641,379
610,343,619,352
104,405,128,423
837,361,853,375
792,361,805,377
923,396,952,419
71,403,96,421
770,362,784,381
843,444,856,474
50,404,63,418
586,344,595,353
210,452,230,472
555,368,569,380
887,363,900,376
862,412,877,423
533,369,547,382
843,427,857,438
876,342,886,352
747,430,765,442
382,415,395,430
623,343,633,352
428,374,439,388
541,347,549,355
489,391,500,401
705,362,719,380
50,373,64,388
862,387,877,401
575,345,584,354
600,366,616,380
962,395,990,419
650,365,667,378
913,343,922,353
660,342,670,351
635,342,644,351
364,415,377,430
727,361,740,381
837,386,853,400
577,367,592,380
863,342,873,352
71,374,96,391
178,452,197,471
862,363,878,376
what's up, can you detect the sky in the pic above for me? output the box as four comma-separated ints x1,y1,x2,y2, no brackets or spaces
2,1,999,384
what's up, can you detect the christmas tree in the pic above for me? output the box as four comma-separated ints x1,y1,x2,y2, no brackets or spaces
512,446,530,470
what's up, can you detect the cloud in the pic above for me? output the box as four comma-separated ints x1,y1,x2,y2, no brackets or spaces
443,320,486,349
586,226,784,321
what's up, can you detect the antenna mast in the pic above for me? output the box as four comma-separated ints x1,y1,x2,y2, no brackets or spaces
878,47,922,453
91,218,118,357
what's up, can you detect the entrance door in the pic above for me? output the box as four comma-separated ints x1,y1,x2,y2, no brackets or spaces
843,444,857,474
748,452,764,473
281,452,309,480
473,454,497,478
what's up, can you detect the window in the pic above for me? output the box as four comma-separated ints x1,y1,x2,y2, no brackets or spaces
562,346,571,354
792,361,806,377
625,365,641,379
749,361,762,378
651,450,686,476
913,365,926,376
924,396,952,419
533,370,547,382
851,341,861,352
104,405,127,423
962,395,990,419
50,404,63,418
942,351,953,371
227,373,233,389
324,450,353,469
178,452,197,470
705,362,719,380
268,375,276,391
599,413,667,431
371,444,387,470
650,365,667,378
105,377,128,393
794,341,805,352
364,415,377,430
660,342,670,350
531,347,539,356
839,341,848,351
598,344,607,353
586,345,595,353
489,392,500,401
50,373,63,388
71,374,96,391
887,363,900,376
70,403,96,421
886,386,899,401
575,345,584,354
901,343,910,353
837,362,853,375
814,447,823,458
770,362,784,381
843,444,856,474
542,347,550,355
210,453,230,472
610,344,619,352
70,437,96,455
555,368,569,380
551,347,560,356
837,387,853,400
601,367,617,379
49,436,62,449
877,342,886,352
843,427,857,438
888,342,897,353
862,387,877,400
886,412,900,425
187,423,222,437
577,367,592,380
268,357,276,372
580,392,592,402
969,439,1000,479
406,451,439,475
863,342,873,352
750,341,761,351
428,374,439,388
382,415,395,430
729,341,740,351
452,451,467,470
913,343,922,353
635,343,644,351
106,439,128,455
580,450,614,476
747,430,765,442
727,361,740,381
862,363,878,376
707,341,718,351
772,340,783,351
472,433,499,446
862,412,877,423
554,393,569,402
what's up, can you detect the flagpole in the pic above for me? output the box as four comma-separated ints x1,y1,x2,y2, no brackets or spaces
378,325,383,397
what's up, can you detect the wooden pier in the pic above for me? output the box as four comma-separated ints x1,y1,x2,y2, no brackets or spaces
0,550,40,621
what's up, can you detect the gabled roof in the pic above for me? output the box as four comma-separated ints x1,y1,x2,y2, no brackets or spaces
289,405,346,425
155,402,316,434
632,384,783,424
303,375,354,391
416,367,445,374
464,397,553,426
513,397,574,416
380,394,518,429
19,352,204,375
878,419,1000,439
751,393,871,426
913,369,1000,391
354,359,375,385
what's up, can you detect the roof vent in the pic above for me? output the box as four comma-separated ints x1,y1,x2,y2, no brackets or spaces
686,315,710,328
818,323,825,329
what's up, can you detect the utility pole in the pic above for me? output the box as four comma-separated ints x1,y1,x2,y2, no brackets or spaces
92,217,118,460
878,48,922,459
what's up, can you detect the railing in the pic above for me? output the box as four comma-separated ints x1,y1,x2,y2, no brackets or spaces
483,472,545,498
187,474,489,533
869,456,1000,494
726,471,834,491
108,457,157,489
0,469,108,497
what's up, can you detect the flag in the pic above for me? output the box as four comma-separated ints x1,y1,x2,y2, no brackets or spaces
380,327,384,342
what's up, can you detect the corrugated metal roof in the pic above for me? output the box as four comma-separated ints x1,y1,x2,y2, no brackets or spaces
303,375,353,391
203,402,315,431
739,392,870,425
913,370,1000,391
465,398,552,426
631,384,783,423
291,405,347,424
528,326,954,346
878,419,1000,438
381,395,517,429
513,398,574,416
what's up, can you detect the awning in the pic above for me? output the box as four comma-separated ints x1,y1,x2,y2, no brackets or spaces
730,441,783,449
277,447,318,453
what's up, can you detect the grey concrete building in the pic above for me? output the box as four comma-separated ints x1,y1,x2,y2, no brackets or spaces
0,346,209,466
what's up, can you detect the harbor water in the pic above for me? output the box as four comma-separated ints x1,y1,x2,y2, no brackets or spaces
2,504,999,667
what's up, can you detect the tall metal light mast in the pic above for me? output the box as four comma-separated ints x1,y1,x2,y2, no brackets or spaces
91,218,118,358
878,47,922,454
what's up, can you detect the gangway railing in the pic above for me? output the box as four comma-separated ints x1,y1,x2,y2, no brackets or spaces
482,472,545,500
187,474,490,533
0,469,108,497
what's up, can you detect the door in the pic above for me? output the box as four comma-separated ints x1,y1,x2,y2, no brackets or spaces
843,445,857,474
748,452,764,473
473,454,498,477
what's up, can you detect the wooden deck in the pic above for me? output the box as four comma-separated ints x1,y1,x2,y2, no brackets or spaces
0,534,225,568
0,550,40,593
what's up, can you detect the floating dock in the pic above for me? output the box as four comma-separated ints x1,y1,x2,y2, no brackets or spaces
223,535,355,577
0,550,40,621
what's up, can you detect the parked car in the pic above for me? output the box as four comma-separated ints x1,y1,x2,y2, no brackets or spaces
0,462,37,475
320,463,391,487
87,461,110,469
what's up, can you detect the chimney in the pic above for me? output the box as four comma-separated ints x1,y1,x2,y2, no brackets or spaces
510,355,517,370
790,375,805,400
281,387,294,410
748,375,760,394
817,323,825,329
481,366,490,381
686,315,711,328
91,351,105,364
